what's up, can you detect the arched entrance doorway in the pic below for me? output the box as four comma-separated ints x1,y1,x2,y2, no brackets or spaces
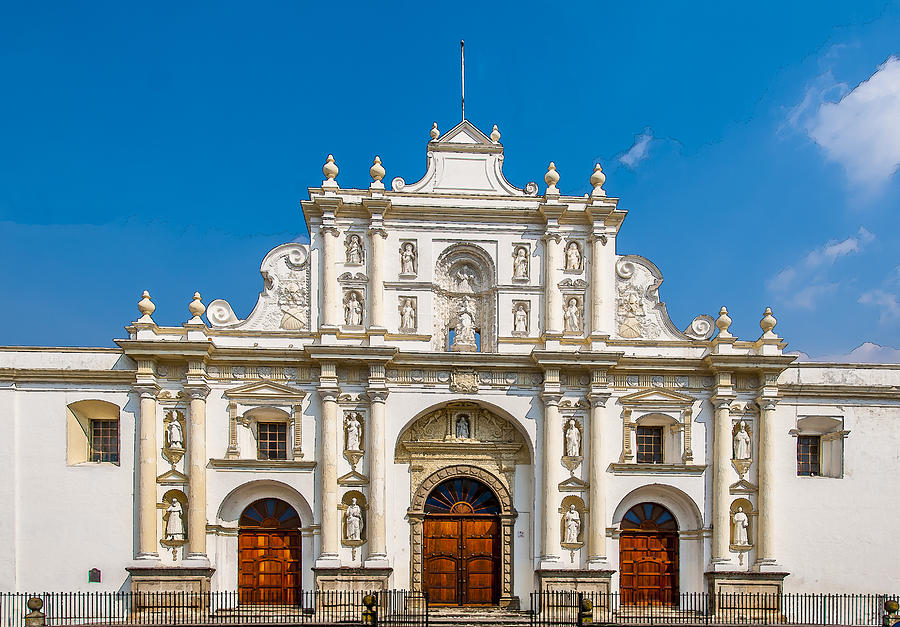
238,498,301,604
423,477,501,606
619,502,679,605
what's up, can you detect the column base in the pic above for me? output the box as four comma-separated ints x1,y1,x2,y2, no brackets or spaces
182,555,211,568
126,565,215,598
537,556,562,570
704,570,789,620
752,558,784,573
133,552,161,563
313,567,392,592
707,557,738,572
363,554,391,569
315,555,342,569
587,557,613,571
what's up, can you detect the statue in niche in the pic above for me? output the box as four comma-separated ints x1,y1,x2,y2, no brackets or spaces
565,419,581,457
565,242,582,271
617,290,645,339
733,421,751,460
455,265,477,293
344,292,363,326
564,505,581,544
455,414,471,439
166,419,184,449
564,298,582,333
513,247,529,279
345,413,362,451
452,296,477,349
514,304,528,333
400,243,417,275
732,507,750,546
165,499,185,541
346,234,364,264
400,299,416,330
345,498,364,541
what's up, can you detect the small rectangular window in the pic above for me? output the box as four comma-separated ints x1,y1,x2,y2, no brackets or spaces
797,435,821,476
636,426,664,464
258,423,288,460
90,419,119,463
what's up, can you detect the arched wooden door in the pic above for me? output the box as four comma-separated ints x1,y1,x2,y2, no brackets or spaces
619,502,679,605
423,478,501,606
239,499,302,605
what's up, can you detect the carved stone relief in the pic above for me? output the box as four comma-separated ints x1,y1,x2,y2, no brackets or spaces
343,290,364,327
512,301,530,335
512,245,530,281
399,297,418,332
563,296,584,334
345,233,365,265
564,241,583,272
433,243,497,352
399,240,418,276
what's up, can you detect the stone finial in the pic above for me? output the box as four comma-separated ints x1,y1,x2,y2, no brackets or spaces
25,597,44,627
760,306,777,337
590,164,607,197
137,290,155,322
188,292,206,323
369,156,385,182
490,124,501,143
430,122,440,140
544,162,560,195
716,306,733,339
322,154,339,187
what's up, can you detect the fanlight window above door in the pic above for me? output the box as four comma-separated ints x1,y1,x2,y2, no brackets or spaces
621,502,678,532
424,478,500,514
239,498,301,529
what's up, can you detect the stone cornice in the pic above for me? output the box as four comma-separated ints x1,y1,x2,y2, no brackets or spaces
531,350,622,370
779,383,900,400
0,368,136,384
304,346,397,363
702,354,796,372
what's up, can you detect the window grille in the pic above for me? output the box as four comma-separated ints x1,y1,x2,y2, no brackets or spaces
636,426,664,464
90,419,119,463
797,435,821,476
258,422,288,460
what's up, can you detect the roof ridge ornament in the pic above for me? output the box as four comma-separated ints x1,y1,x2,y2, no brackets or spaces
544,162,560,196
137,290,155,323
322,154,339,188
590,164,606,197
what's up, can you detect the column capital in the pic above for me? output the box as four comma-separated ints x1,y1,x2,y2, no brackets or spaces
588,392,611,408
321,225,340,238
711,395,736,409
588,232,609,245
134,384,161,399
318,387,341,404
542,231,562,244
367,227,388,239
540,392,563,406
366,388,389,404
757,397,778,412
184,384,210,400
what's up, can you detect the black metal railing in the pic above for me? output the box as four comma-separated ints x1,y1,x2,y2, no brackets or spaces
529,591,895,626
0,590,428,627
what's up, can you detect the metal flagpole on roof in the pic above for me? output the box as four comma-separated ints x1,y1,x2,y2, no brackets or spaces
461,39,465,121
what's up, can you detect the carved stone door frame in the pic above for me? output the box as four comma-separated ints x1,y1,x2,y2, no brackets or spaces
409,465,517,608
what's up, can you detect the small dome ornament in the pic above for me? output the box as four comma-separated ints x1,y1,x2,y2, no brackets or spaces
137,290,155,321
369,156,385,182
430,122,440,140
490,124,501,143
188,291,206,322
322,154,339,186
544,162,560,195
760,306,777,337
590,164,607,197
716,306,733,338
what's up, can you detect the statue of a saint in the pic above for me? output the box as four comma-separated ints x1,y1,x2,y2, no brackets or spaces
345,498,363,541
513,305,528,333
732,507,749,546
565,419,581,457
345,292,363,326
513,247,528,279
401,299,416,329
456,415,470,439
733,421,751,460
565,242,581,271
455,297,477,346
166,419,184,449
564,298,582,333
564,505,580,544
165,499,185,541
345,413,362,451
455,266,476,293
346,235,363,264
400,243,417,275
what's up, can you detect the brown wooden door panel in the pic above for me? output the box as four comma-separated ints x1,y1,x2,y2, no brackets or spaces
619,531,678,605
239,530,301,605
424,516,499,606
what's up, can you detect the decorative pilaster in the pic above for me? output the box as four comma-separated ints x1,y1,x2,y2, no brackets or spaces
321,226,341,328
540,384,563,566
368,227,387,330
621,408,634,462
318,384,341,566
711,394,735,565
291,403,304,458
589,232,608,335
135,384,160,560
365,386,389,567
587,382,611,568
185,384,210,560
682,406,694,463
225,401,239,459
543,232,563,334
755,399,778,570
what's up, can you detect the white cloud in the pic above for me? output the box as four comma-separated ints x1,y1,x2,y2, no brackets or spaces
799,56,900,189
619,128,653,168
793,341,900,364
791,283,838,310
858,289,900,323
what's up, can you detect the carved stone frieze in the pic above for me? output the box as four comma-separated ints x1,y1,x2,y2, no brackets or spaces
450,369,479,393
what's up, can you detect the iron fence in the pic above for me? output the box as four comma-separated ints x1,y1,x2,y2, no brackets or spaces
0,590,427,627
529,591,895,626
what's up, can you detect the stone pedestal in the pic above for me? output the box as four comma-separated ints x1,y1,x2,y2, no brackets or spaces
313,567,392,593
705,571,788,621
537,569,614,617
127,566,215,602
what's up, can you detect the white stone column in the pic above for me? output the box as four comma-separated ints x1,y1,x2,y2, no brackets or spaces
186,385,209,559
136,385,160,559
544,233,563,334
589,234,608,335
540,392,562,564
321,226,341,327
368,228,387,329
365,389,389,565
712,398,733,563
318,388,341,564
587,390,611,567
756,400,777,568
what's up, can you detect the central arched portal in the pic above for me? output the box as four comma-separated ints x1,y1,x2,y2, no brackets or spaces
423,477,501,606
238,498,301,605
619,502,679,605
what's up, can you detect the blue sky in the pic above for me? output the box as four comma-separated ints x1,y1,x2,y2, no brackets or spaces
1,1,898,360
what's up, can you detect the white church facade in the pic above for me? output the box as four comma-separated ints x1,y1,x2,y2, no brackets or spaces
1,120,898,606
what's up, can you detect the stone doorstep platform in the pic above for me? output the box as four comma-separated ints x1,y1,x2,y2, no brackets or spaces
429,606,532,626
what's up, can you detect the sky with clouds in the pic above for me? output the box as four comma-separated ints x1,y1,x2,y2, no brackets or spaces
1,1,898,361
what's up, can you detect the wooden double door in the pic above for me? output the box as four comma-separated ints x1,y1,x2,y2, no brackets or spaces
619,531,679,605
239,529,301,604
423,515,500,606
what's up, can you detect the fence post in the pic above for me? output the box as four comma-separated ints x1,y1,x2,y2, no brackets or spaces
25,598,45,627
362,593,378,627
884,599,900,627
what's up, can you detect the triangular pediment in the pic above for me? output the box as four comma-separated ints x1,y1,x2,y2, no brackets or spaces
619,387,695,406
338,469,370,486
157,468,188,485
436,120,495,147
559,476,589,492
224,380,306,402
730,478,758,494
